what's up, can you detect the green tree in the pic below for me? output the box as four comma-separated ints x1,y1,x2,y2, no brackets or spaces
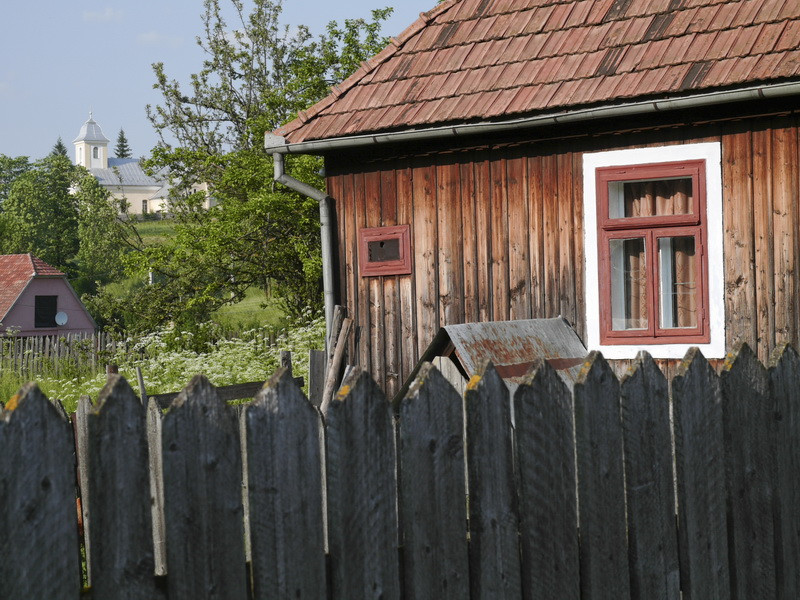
1,154,79,269
115,129,132,158
0,155,30,204
51,137,69,157
72,173,127,295
138,0,391,325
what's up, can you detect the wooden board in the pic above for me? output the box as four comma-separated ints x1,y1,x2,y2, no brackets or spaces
465,362,522,599
620,353,680,599
399,363,469,598
672,349,730,599
161,376,248,599
514,360,579,600
720,345,777,598
574,353,631,600
325,369,401,599
88,375,156,599
247,369,326,599
0,384,80,599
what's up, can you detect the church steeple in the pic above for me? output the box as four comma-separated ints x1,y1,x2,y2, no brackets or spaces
73,113,110,169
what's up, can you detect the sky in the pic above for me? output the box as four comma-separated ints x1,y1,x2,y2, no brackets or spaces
0,0,433,161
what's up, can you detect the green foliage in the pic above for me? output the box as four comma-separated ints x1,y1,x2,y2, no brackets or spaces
114,129,132,158
0,155,30,208
51,137,69,157
1,155,80,269
0,155,128,298
72,174,127,295
34,316,326,412
140,0,392,324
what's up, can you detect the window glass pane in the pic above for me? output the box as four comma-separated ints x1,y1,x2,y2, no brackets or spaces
658,236,697,329
609,177,693,218
368,237,401,262
35,295,58,328
610,238,648,330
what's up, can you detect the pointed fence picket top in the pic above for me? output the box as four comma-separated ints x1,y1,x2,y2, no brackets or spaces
720,344,777,598
620,352,679,600
247,368,326,600
769,344,800,599
574,352,631,600
325,367,401,600
671,348,730,600
464,361,522,600
399,362,469,599
88,375,156,599
0,384,80,600
162,375,248,600
513,359,579,600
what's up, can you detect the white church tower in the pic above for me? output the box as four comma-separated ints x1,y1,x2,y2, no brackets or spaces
73,113,109,169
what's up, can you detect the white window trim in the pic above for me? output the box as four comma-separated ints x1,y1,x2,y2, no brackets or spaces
583,142,725,359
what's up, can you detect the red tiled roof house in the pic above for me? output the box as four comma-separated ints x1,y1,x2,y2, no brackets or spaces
0,254,96,336
267,0,800,396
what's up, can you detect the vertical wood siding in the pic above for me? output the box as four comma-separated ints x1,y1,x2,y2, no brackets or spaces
328,114,800,396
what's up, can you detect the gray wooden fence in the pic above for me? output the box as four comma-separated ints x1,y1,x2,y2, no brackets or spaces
1,343,798,599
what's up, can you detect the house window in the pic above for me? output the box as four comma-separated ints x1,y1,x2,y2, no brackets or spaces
35,296,58,328
584,143,724,359
359,225,412,276
142,199,148,213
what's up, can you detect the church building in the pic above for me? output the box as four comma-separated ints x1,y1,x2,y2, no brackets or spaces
73,113,170,216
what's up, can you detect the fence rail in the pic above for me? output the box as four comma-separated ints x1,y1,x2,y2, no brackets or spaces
0,343,798,599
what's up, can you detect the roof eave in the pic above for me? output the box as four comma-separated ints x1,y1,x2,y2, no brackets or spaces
266,79,800,155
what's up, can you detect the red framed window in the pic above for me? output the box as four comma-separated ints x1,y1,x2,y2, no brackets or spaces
596,160,709,345
358,225,412,277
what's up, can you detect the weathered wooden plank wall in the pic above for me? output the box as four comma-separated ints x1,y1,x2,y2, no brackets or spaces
327,114,800,396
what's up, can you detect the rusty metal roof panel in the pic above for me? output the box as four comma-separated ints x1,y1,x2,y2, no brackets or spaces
396,317,588,401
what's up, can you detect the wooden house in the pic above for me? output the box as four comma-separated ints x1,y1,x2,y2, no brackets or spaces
0,254,96,336
266,0,800,396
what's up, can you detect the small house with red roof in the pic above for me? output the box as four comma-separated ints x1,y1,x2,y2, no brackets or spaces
267,0,800,396
0,254,96,336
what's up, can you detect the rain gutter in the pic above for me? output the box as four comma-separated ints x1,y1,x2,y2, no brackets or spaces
265,80,800,155
271,152,335,342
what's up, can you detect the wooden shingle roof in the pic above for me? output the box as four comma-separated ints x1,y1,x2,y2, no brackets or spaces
0,254,65,321
276,0,800,144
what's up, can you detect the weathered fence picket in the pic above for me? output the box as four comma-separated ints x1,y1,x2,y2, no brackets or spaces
325,368,401,600
770,345,800,600
720,344,776,599
620,353,679,600
247,368,326,599
574,352,631,600
399,362,469,599
672,348,730,599
5,344,800,598
161,375,248,599
465,361,522,599
0,384,80,600
87,375,156,599
514,359,579,600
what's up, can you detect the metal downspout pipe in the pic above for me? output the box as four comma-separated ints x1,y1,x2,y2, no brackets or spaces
272,152,335,342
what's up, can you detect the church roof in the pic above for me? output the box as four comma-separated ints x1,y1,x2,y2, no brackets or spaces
275,0,800,144
73,114,110,144
92,158,163,188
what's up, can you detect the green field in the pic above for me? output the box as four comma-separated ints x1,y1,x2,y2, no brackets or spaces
212,287,286,332
131,218,175,245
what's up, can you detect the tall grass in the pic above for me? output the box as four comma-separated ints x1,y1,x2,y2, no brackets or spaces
0,316,326,413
